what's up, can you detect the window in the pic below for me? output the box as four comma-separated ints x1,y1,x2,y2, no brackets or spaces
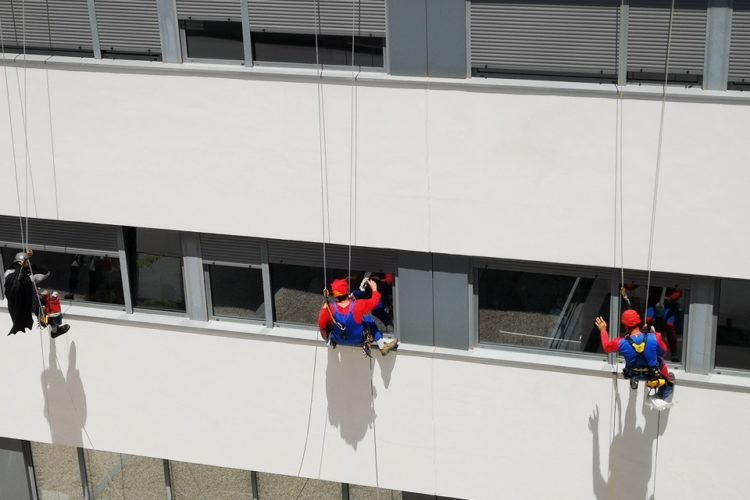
256,472,341,500
477,268,610,354
1,248,125,306
252,32,384,67
626,0,707,86
716,279,750,370
181,20,245,61
84,450,165,499
125,228,186,313
270,264,347,325
617,280,688,364
30,442,84,500
206,264,265,320
350,485,403,499
470,0,619,83
170,461,253,500
728,0,750,90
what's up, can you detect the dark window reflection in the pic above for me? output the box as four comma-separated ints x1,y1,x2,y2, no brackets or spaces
716,279,750,371
125,228,186,313
252,32,384,67
478,268,610,353
271,264,347,325
183,20,244,60
1,248,124,305
208,265,265,320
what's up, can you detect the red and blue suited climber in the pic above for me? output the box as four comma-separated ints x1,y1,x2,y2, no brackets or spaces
318,278,398,356
595,310,674,408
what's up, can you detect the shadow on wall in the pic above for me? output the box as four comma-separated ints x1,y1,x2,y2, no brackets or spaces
43,340,87,447
325,346,397,449
589,380,671,500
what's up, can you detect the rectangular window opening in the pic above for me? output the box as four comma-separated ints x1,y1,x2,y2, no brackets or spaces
181,19,244,61
716,279,750,371
207,264,265,320
251,32,384,67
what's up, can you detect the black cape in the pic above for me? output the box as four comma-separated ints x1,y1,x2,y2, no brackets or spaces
4,266,35,335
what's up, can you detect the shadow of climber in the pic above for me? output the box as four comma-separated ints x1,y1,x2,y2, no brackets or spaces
43,340,87,447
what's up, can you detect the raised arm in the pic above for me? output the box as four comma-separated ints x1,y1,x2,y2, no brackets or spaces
595,317,621,353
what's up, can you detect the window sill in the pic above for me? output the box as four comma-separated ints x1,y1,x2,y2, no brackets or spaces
2,53,750,105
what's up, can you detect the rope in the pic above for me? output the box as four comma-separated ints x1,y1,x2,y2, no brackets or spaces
347,0,360,286
314,0,331,289
368,356,381,500
0,12,26,243
643,0,676,323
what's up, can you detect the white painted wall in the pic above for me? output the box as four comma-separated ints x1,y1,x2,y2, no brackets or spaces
0,313,746,499
0,63,748,281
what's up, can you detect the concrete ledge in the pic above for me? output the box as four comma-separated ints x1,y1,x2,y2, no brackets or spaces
0,53,748,105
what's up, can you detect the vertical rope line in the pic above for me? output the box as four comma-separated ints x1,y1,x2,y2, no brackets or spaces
347,0,359,282
22,0,30,246
44,56,60,219
643,0,675,322
0,13,26,244
368,357,381,499
314,0,330,287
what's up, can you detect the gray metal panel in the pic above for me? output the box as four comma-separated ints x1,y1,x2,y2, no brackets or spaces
200,233,263,265
248,0,385,36
94,0,162,55
0,215,119,252
396,251,434,346
685,276,716,374
181,232,208,321
433,254,470,350
158,0,182,62
471,0,620,77
0,0,92,51
267,239,396,272
426,0,467,78
729,0,750,83
703,0,731,89
0,438,33,500
386,0,427,76
177,0,242,21
627,0,708,75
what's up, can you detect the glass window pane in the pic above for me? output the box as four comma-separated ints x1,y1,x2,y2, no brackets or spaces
478,268,610,354
129,229,185,312
256,472,340,500
618,281,687,363
350,484,402,500
271,264,346,325
85,450,164,500
31,442,83,500
170,461,253,500
716,279,750,370
252,32,384,67
208,265,265,320
1,248,125,305
184,20,244,60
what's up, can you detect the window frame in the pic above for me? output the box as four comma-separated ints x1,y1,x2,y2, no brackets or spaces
712,277,750,375
471,258,613,359
0,242,128,311
203,260,267,325
178,19,246,65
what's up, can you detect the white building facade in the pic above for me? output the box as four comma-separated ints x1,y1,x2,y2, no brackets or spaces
0,1,749,499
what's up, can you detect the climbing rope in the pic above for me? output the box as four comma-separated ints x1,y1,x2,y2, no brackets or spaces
643,0,676,324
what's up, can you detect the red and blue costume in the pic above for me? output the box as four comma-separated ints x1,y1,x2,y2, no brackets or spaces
318,279,383,347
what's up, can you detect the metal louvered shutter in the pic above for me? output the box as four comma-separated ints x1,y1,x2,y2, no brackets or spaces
729,1,750,85
177,0,242,21
94,0,161,56
627,0,707,76
470,0,620,78
248,0,385,36
0,216,120,253
0,0,92,51
200,234,263,265
267,239,396,272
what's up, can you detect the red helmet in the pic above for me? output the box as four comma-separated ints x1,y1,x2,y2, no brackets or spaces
621,309,642,329
668,290,683,302
330,278,349,298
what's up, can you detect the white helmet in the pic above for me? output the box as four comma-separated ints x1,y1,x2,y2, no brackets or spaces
13,252,28,264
